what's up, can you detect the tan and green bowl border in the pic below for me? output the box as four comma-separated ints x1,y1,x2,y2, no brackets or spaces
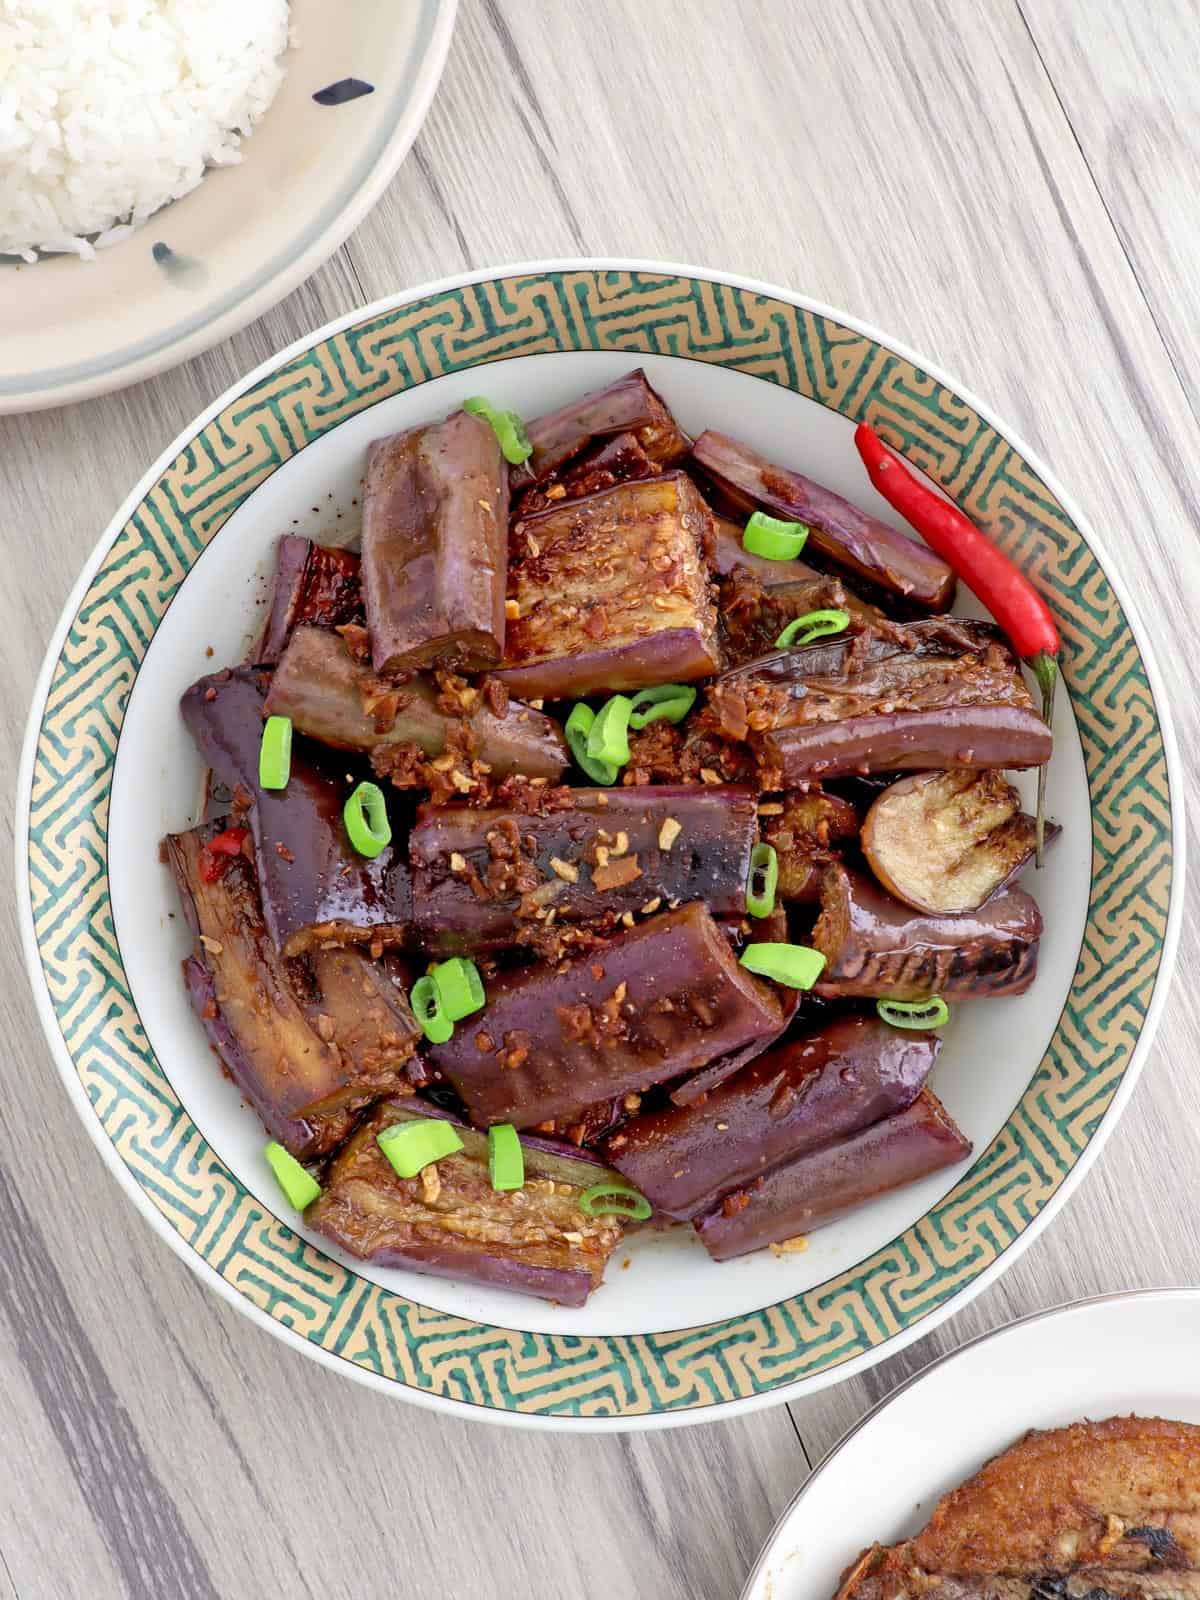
17,262,1182,1429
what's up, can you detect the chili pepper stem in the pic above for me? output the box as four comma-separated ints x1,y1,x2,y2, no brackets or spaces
1029,652,1058,867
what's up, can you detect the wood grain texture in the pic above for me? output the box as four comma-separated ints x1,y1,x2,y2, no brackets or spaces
1,0,1197,1595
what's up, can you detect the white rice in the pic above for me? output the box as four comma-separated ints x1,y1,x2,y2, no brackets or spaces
0,0,292,262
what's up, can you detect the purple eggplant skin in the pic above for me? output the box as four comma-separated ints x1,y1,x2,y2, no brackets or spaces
409,785,758,952
361,410,510,674
811,863,1043,1001
603,1015,940,1220
696,1087,972,1261
429,902,785,1129
264,625,568,781
180,666,415,955
512,367,691,489
256,535,363,663
692,429,956,611
305,1101,628,1307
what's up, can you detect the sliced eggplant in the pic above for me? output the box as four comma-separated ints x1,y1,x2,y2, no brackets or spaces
514,430,660,517
512,367,691,489
695,1088,972,1260
256,535,363,663
862,770,1061,916
761,787,860,902
306,1101,627,1307
361,410,509,672
720,562,860,667
494,472,722,701
811,863,1043,1000
429,902,784,1129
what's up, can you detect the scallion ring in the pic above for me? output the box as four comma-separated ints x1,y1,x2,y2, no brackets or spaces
578,1181,652,1221
627,683,698,729
432,957,486,1023
876,997,950,1030
745,841,779,919
739,942,826,989
463,395,533,465
565,703,619,784
742,510,810,561
775,607,851,651
410,974,454,1044
488,1124,524,1192
263,1141,321,1210
377,1118,464,1179
258,714,292,790
586,694,634,769
343,780,391,858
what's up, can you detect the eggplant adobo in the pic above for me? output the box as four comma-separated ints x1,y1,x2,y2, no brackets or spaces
165,368,1060,1306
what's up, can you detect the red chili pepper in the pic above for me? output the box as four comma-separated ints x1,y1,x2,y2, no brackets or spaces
198,825,249,882
854,422,1059,861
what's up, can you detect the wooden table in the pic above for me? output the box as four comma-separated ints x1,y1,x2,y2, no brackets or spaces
2,3,1196,1594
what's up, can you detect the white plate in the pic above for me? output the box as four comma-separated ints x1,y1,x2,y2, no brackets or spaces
743,1289,1200,1598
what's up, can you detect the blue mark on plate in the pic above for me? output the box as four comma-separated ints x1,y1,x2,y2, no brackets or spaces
313,77,375,106
152,241,208,289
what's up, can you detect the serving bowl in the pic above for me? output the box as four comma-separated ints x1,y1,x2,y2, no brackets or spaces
0,0,456,414
17,261,1181,1429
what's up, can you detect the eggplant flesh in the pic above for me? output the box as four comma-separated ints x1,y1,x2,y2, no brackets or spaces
693,429,956,611
513,367,691,488
306,1101,626,1307
514,430,660,517
605,1015,940,1219
264,625,567,781
695,1088,971,1260
181,666,415,955
361,410,509,673
761,787,861,903
409,785,758,952
429,902,784,1128
495,472,722,701
256,535,363,663
168,823,411,1158
713,519,884,626
812,863,1043,1001
720,564,862,668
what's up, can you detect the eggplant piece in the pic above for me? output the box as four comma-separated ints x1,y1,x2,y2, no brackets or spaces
712,516,884,624
429,902,784,1128
513,368,691,488
811,863,1042,1000
361,410,509,673
720,562,862,668
264,626,567,781
515,430,660,517
168,823,413,1159
181,666,415,955
296,947,421,1078
695,1087,972,1260
693,429,956,611
604,1015,940,1219
256,535,363,663
861,769,1060,915
409,785,758,952
711,619,1052,782
760,788,861,902
494,472,722,701
306,1100,626,1307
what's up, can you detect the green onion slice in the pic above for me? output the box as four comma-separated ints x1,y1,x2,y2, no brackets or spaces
586,694,634,768
627,683,698,729
343,780,391,858
578,1181,652,1221
377,1118,464,1179
410,974,454,1044
565,703,619,784
775,607,851,651
745,841,779,919
464,395,533,465
488,1124,524,1192
876,997,950,1030
742,510,810,561
263,1140,321,1210
258,714,292,790
739,942,826,989
432,957,486,1023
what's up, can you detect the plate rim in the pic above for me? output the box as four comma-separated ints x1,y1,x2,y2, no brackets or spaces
15,257,1185,1431
739,1285,1200,1598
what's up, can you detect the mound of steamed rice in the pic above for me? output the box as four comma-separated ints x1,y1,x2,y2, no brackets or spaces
0,0,292,263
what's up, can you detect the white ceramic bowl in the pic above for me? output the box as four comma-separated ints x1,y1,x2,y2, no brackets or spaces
17,261,1182,1428
0,0,456,413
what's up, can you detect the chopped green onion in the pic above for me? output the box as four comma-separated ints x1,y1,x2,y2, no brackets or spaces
488,1124,524,1192
578,1181,652,1221
627,683,698,729
742,510,810,561
739,942,826,989
410,974,453,1044
258,715,292,790
565,703,620,785
775,607,851,651
263,1140,321,1210
876,997,950,1030
377,1118,464,1179
343,780,391,858
432,957,486,1023
745,842,779,919
464,395,533,465
587,695,634,768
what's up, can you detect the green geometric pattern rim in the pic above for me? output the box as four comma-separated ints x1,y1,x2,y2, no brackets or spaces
26,270,1172,1418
